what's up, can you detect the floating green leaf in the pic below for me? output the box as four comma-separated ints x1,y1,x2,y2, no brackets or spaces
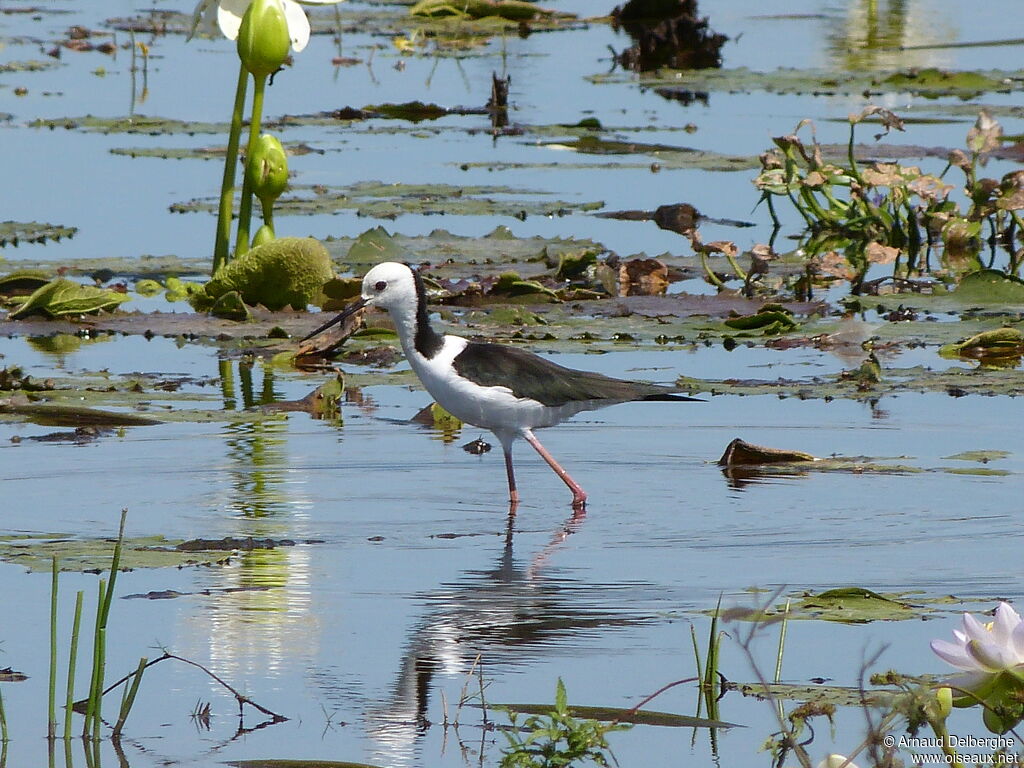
492,703,737,729
952,270,1024,304
0,401,162,427
172,181,605,220
8,279,128,319
734,681,899,709
0,533,297,573
939,327,1024,361
942,450,1012,462
0,269,52,296
0,221,77,248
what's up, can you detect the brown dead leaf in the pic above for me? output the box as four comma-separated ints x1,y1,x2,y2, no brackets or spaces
293,305,365,367
862,163,907,187
966,109,1002,157
996,187,1024,211
803,170,828,188
813,251,856,280
703,240,739,258
718,438,816,466
865,242,899,265
907,175,953,202
618,258,668,297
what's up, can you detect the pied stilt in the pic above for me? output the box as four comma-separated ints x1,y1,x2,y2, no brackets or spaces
302,262,700,509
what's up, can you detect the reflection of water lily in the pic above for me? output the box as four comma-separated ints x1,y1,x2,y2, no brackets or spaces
191,0,344,52
931,602,1024,686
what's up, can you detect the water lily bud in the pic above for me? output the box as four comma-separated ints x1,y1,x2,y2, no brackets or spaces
933,687,953,719
246,133,289,205
252,224,275,248
237,0,290,78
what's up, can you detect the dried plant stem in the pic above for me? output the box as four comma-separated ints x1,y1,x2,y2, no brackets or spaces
94,652,288,724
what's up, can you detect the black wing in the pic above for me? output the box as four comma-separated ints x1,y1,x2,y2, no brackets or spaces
452,341,699,407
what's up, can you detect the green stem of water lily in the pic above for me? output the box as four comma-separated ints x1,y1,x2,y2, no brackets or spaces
235,73,267,260
928,716,966,768
214,63,249,276
260,197,275,236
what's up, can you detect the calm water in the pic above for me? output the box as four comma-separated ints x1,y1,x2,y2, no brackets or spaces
2,1,1024,766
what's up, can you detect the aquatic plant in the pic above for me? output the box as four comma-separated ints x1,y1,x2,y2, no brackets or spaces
931,602,1024,733
201,236,333,310
754,107,1024,293
500,679,627,767
189,0,343,273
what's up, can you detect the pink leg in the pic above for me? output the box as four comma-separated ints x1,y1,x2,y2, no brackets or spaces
523,430,587,508
503,445,520,511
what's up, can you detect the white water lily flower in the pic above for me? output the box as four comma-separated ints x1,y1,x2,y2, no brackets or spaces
818,756,859,768
931,602,1024,689
191,0,344,52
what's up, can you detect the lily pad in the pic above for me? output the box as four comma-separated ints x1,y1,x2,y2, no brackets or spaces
540,136,758,172
733,681,899,709
172,181,605,220
0,533,293,573
0,220,77,248
724,588,984,624
0,60,60,73
942,450,1011,462
0,269,52,295
678,363,1024,400
591,66,1024,100
8,278,128,319
492,703,737,729
951,269,1024,304
938,327,1024,361
0,400,162,427
30,114,227,135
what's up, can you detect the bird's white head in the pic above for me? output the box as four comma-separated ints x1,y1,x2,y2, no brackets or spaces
299,261,421,344
360,261,417,313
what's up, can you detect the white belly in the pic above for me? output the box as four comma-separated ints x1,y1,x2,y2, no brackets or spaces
408,336,581,435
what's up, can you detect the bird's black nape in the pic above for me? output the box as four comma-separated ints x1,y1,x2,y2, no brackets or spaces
409,264,445,359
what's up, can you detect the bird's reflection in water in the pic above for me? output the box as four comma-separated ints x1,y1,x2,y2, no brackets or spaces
361,507,651,768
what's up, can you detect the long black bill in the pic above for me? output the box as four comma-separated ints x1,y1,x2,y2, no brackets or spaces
299,297,368,343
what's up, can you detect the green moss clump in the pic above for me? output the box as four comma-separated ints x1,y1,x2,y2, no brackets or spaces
204,237,334,311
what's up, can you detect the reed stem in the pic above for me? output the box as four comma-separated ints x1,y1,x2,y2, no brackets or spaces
64,591,84,741
48,555,59,740
112,658,148,737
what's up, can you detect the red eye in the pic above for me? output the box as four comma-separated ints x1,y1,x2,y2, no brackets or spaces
375,281,387,291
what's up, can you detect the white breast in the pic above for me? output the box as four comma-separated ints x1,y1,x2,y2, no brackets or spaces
408,336,570,435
